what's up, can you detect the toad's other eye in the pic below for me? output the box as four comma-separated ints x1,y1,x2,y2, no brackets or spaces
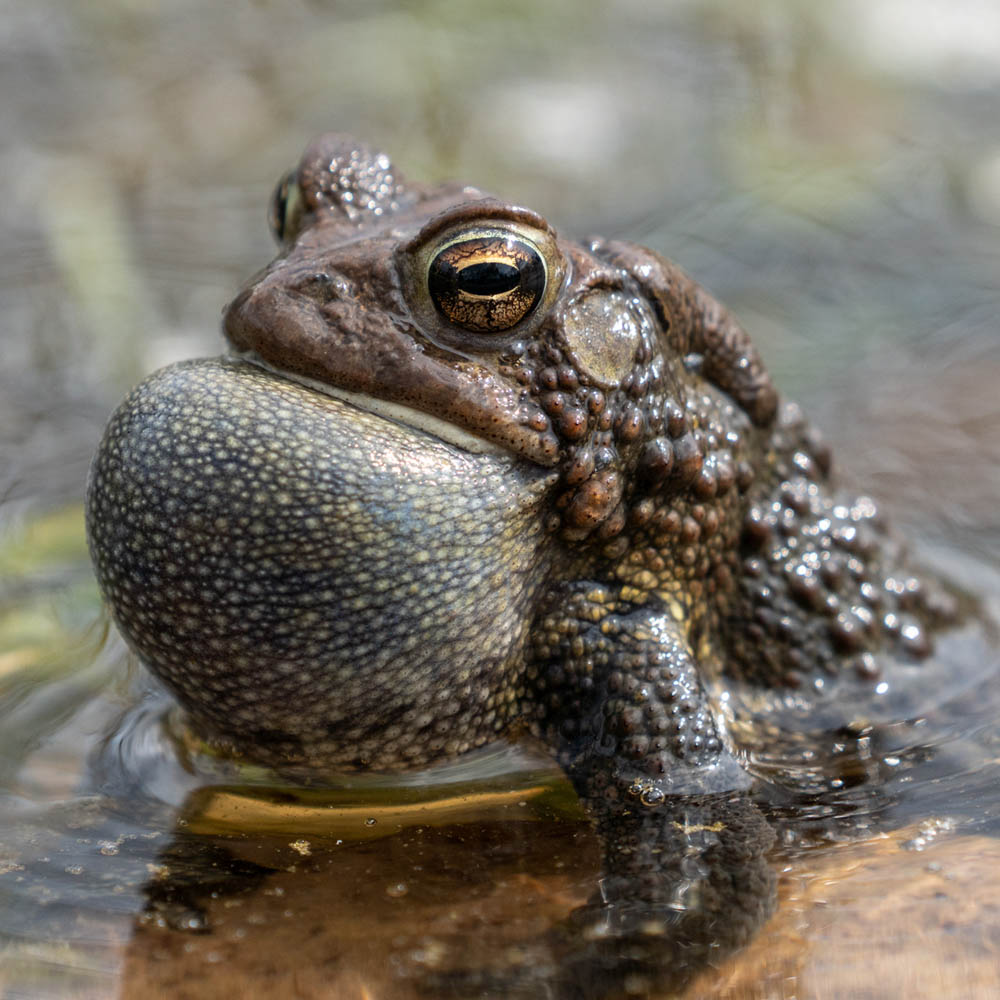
268,169,304,245
427,234,546,333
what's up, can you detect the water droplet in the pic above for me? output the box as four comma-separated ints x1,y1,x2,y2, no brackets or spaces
640,786,665,807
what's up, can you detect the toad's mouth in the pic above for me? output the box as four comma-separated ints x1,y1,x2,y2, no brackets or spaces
222,271,561,468
236,350,514,460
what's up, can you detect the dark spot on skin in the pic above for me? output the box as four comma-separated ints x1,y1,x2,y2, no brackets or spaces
693,468,718,500
736,461,756,493
787,570,824,612
558,407,589,441
672,434,703,484
541,391,566,415
564,449,596,486
664,401,687,438
564,470,621,531
539,367,559,391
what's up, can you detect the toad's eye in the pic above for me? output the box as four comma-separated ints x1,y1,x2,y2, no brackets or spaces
268,170,304,245
427,234,546,333
399,211,565,347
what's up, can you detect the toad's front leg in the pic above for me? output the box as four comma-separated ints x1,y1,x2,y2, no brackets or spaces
527,581,748,804
509,584,777,996
426,582,775,1000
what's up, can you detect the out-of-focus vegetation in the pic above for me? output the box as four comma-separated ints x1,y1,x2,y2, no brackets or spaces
3,0,998,527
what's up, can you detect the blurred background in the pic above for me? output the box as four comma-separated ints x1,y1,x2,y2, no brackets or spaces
1,0,998,696
1,4,999,997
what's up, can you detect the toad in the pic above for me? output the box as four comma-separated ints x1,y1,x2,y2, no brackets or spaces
85,134,968,990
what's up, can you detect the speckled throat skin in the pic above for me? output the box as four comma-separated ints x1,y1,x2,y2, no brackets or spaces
87,358,559,768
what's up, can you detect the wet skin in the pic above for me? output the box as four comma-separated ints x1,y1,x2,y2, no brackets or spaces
85,134,969,994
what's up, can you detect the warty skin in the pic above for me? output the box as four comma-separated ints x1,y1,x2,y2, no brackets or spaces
85,134,974,996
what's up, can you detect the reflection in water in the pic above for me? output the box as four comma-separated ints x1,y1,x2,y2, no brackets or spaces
495,793,777,999
1,608,1000,998
114,694,778,996
124,784,775,999
0,659,778,998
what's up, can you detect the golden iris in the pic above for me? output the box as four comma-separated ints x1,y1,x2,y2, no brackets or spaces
427,235,546,333
268,170,304,244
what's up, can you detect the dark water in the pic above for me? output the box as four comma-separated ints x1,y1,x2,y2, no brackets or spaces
3,1,999,997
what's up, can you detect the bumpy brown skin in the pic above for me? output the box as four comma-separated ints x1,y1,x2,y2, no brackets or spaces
86,134,959,996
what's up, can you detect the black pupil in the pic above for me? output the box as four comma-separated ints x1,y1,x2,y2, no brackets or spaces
456,261,521,296
426,235,547,333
